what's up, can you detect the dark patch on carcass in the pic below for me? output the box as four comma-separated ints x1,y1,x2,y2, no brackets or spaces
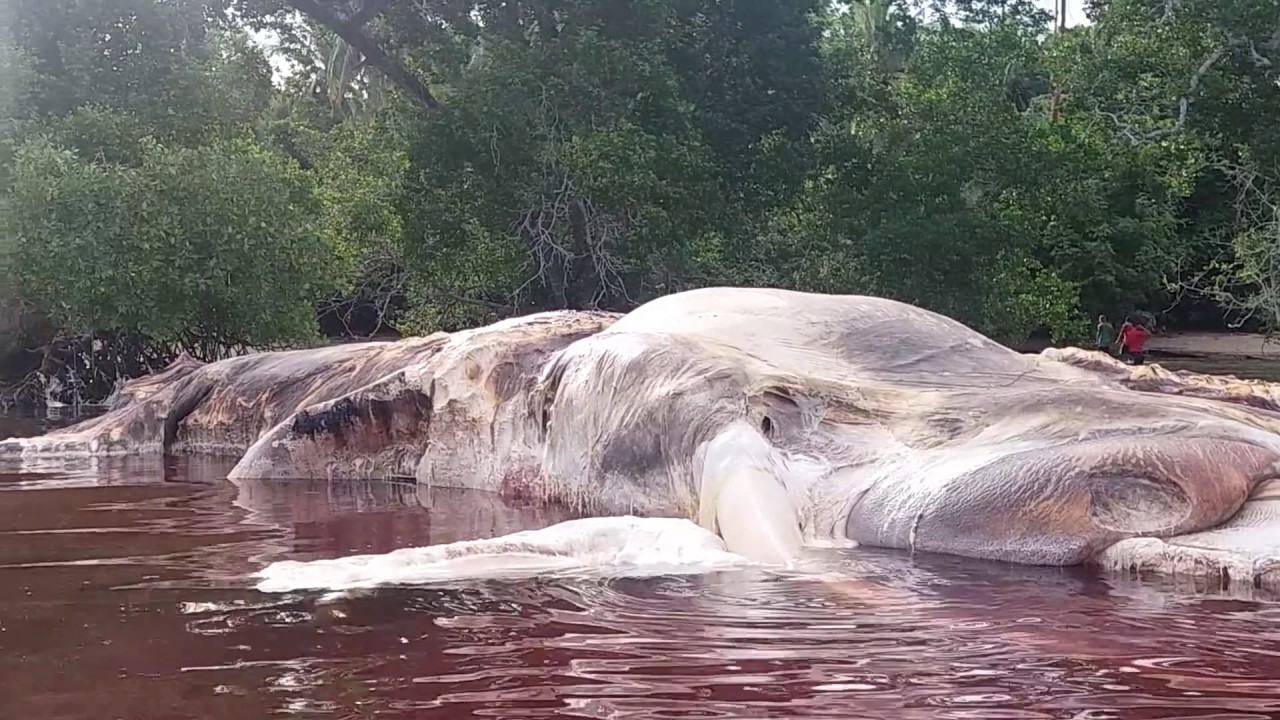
1195,388,1280,414
490,343,575,404
1134,381,1280,414
292,397,361,437
757,386,809,442
532,351,571,439
367,391,401,431
599,430,666,487
488,361,523,404
535,377,559,437
527,319,625,436
925,415,966,441
1232,393,1280,413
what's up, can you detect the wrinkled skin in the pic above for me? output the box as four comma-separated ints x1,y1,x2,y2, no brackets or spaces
5,288,1280,587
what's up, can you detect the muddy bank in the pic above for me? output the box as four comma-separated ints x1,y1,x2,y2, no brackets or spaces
1016,331,1280,360
1142,332,1280,359
1015,331,1280,382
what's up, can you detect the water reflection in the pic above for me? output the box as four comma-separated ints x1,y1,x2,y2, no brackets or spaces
1,420,1279,718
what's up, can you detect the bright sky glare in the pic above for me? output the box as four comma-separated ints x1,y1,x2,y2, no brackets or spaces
1038,0,1090,27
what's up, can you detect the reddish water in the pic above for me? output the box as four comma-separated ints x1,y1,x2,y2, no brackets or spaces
3,418,1280,719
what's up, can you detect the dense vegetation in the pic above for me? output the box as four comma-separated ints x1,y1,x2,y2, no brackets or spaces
1,0,1278,404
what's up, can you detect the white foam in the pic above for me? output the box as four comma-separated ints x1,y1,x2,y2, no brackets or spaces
253,516,754,592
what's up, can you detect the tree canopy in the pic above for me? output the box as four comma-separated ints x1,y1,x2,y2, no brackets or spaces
3,0,1279,403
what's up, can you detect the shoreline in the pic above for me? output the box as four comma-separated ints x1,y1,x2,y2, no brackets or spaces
1012,331,1280,361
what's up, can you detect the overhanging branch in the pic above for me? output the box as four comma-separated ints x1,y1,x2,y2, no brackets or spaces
1104,25,1277,144
1108,45,1226,143
286,0,439,109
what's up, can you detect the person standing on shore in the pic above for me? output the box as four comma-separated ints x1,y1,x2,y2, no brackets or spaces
1095,315,1115,354
1118,318,1151,365
1116,317,1133,356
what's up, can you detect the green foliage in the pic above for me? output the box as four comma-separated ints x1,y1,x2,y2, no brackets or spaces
1,0,327,367
391,0,829,331
372,0,1272,342
0,35,34,192
8,1,279,138
6,132,336,346
6,0,1280,397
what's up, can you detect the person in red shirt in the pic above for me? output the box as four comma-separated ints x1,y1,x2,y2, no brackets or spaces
1118,319,1151,365
1116,319,1133,354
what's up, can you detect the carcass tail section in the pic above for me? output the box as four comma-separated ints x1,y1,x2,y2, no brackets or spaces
0,370,216,459
4,311,617,476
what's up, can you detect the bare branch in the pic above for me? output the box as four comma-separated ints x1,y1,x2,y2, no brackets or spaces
495,86,638,311
1179,162,1280,332
1109,46,1226,143
1233,33,1274,69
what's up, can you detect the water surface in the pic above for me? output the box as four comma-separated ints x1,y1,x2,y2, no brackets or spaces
3,405,1280,718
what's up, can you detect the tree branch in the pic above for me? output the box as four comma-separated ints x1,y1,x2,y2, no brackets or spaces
1112,31,1278,142
346,0,388,29
286,0,439,109
1231,33,1274,69
1109,45,1226,144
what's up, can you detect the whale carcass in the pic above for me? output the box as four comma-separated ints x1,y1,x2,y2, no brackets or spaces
4,288,1280,589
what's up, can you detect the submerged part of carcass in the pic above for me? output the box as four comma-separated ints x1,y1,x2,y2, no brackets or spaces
253,516,754,593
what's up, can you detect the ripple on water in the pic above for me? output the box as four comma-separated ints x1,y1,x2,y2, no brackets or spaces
263,567,1275,719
